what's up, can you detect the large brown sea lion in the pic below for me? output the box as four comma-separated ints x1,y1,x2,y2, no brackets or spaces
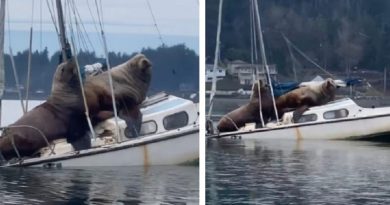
217,81,277,132
82,54,152,137
0,59,83,160
217,78,338,132
0,54,152,160
275,78,337,122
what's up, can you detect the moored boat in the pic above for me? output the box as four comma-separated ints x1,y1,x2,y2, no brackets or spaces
208,98,390,141
1,93,199,167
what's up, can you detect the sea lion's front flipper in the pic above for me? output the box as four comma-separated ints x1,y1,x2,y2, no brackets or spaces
119,107,142,138
292,105,309,123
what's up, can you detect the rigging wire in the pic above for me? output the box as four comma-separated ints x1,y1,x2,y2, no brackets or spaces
25,0,35,111
94,0,120,141
282,33,336,79
68,1,88,53
6,2,26,113
282,33,298,81
253,0,279,122
66,2,96,140
70,0,96,53
86,0,103,46
145,0,165,45
250,0,265,128
207,0,223,121
40,0,42,52
46,0,61,47
0,0,5,127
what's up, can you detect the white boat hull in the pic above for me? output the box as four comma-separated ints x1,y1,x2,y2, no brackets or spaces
212,114,390,141
6,126,199,167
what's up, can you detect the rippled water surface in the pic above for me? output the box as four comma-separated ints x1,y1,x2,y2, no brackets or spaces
0,166,198,204
206,138,390,204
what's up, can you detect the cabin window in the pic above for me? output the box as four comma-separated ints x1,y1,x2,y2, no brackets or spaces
163,111,189,130
323,109,349,119
140,120,158,135
124,120,157,138
297,114,318,123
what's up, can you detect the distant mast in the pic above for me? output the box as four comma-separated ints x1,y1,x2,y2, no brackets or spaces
0,0,6,126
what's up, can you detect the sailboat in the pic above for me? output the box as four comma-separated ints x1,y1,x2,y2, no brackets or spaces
0,0,199,167
207,0,390,142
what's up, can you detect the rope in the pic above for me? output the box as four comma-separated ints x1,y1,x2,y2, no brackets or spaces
2,125,56,157
10,134,21,161
221,115,239,131
145,0,165,45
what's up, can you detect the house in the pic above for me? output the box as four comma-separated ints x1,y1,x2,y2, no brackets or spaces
227,60,277,85
206,64,226,82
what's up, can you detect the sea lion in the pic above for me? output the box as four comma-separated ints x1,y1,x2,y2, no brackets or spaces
0,59,83,160
217,80,277,132
275,78,337,122
83,54,152,137
217,78,338,132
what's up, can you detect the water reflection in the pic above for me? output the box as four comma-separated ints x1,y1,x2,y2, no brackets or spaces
207,138,390,204
0,166,198,204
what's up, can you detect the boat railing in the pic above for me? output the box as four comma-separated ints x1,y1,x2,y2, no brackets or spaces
0,125,55,164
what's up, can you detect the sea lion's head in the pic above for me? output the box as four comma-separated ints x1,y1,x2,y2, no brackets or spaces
49,58,82,107
322,78,337,93
126,54,152,85
250,80,271,101
53,58,78,86
106,53,152,105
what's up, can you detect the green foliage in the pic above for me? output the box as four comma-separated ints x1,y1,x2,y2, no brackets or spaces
3,44,198,97
206,0,390,76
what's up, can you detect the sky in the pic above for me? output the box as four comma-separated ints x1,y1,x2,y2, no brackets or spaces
3,0,199,57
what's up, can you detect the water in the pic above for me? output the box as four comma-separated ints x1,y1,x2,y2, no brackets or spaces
207,138,390,204
1,100,43,126
0,166,198,204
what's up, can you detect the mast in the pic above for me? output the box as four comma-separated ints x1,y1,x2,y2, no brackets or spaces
56,0,67,61
207,0,223,118
0,0,5,126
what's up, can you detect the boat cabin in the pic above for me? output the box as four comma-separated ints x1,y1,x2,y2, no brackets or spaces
90,92,199,143
255,98,390,129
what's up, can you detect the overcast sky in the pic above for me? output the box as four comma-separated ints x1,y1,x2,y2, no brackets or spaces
4,0,199,56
